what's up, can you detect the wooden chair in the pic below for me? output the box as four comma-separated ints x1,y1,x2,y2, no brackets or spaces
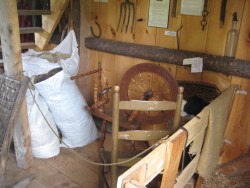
0,75,29,185
117,107,210,188
99,85,184,188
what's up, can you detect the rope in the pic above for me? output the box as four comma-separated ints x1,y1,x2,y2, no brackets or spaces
28,81,168,166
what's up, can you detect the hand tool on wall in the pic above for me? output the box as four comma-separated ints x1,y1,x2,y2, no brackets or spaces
200,0,209,31
90,16,102,38
117,0,135,33
220,0,227,28
171,0,178,17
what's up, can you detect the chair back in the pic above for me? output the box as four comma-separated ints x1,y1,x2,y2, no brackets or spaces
117,108,210,188
111,85,183,188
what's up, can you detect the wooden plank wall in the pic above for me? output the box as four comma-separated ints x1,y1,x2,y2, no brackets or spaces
80,0,250,164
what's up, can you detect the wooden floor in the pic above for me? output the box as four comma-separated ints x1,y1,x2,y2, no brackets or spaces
4,127,146,188
5,132,122,188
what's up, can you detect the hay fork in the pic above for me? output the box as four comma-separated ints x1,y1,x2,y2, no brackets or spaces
117,0,135,33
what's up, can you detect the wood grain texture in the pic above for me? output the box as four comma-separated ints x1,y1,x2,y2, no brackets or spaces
87,1,250,165
0,0,33,170
219,76,250,164
134,0,156,46
236,0,250,60
35,0,69,50
155,0,182,49
202,70,232,92
205,0,245,56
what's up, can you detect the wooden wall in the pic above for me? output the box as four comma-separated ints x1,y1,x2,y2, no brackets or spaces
80,0,250,164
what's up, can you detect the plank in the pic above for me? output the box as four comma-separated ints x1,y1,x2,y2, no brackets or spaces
175,154,200,188
134,0,156,46
205,0,245,56
219,76,250,164
179,14,208,53
161,131,186,188
99,0,116,40
201,70,232,92
78,0,92,103
35,0,70,50
216,153,250,177
235,0,250,60
47,152,98,188
18,10,51,16
155,0,182,49
0,43,36,52
175,66,202,82
20,27,43,34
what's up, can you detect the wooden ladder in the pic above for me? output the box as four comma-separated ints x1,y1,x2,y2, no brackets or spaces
0,0,69,52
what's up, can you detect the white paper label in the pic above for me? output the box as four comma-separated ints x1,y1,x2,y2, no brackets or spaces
94,0,108,2
183,57,203,73
164,30,177,36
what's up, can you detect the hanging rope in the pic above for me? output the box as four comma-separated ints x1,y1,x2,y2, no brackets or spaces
28,81,169,166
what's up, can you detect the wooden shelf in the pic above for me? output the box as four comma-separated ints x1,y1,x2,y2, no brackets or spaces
20,27,43,34
18,10,51,16
0,42,36,52
85,37,250,79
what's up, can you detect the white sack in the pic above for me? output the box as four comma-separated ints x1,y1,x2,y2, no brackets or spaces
26,89,60,158
35,71,99,148
22,30,79,77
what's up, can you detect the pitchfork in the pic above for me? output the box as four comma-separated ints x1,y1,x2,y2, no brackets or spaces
117,0,135,33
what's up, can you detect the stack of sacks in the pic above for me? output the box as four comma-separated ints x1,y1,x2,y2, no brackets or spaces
23,30,99,158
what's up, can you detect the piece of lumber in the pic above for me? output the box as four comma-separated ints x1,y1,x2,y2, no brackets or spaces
160,130,186,188
19,27,43,34
35,0,70,50
85,37,250,79
216,153,250,177
0,0,33,169
0,43,36,52
18,10,51,16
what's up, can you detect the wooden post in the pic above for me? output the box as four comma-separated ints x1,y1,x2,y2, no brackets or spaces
0,0,33,170
79,0,92,102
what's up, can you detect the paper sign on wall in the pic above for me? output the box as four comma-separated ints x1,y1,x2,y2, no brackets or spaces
183,57,203,73
180,0,205,16
148,0,170,28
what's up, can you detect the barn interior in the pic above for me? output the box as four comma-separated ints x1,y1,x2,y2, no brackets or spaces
0,0,250,187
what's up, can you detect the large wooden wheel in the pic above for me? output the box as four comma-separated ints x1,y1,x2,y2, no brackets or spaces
120,63,178,124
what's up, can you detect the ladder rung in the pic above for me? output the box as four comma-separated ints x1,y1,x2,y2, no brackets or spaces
0,42,36,52
20,27,43,34
18,10,51,16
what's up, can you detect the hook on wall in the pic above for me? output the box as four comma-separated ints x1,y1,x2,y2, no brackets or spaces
90,17,102,38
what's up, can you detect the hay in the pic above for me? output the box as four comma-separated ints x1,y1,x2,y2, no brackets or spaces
202,171,250,188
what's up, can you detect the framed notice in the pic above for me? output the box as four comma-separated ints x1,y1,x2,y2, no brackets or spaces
148,0,170,28
180,0,205,16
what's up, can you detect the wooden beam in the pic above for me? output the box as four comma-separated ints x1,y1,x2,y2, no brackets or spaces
19,27,43,34
0,0,33,169
35,0,70,50
0,42,36,52
18,10,51,16
85,37,250,79
79,0,92,102
216,153,250,177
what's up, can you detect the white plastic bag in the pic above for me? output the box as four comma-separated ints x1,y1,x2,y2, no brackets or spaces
22,30,79,77
35,71,99,148
26,89,60,158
